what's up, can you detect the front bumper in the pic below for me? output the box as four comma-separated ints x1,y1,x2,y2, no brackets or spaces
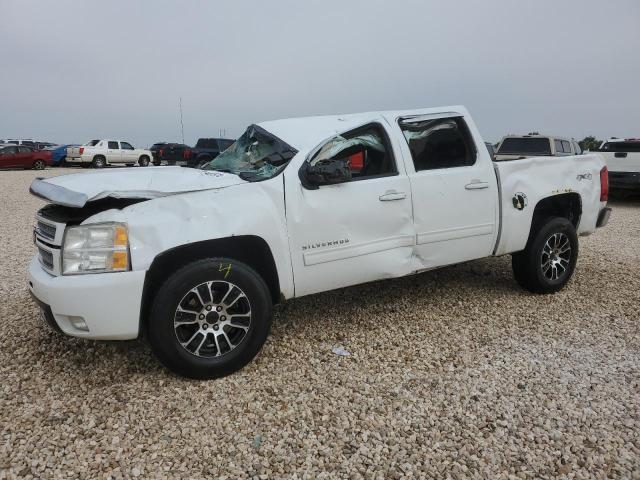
28,256,145,340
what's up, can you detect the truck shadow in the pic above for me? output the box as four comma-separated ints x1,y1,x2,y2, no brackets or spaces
23,256,520,380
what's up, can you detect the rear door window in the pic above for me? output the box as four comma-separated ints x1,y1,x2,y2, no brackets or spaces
498,138,552,155
108,141,119,149
399,117,476,171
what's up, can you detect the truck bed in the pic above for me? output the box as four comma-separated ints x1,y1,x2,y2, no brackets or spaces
493,153,605,256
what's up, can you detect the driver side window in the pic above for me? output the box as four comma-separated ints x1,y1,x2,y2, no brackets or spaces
310,123,397,181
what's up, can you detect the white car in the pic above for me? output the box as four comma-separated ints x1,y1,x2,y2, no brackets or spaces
495,134,582,161
597,138,640,193
66,140,152,168
28,106,611,379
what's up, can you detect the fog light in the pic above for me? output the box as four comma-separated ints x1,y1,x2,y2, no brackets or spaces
68,316,89,332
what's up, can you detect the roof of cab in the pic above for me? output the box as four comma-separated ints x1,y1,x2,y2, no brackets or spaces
257,105,469,150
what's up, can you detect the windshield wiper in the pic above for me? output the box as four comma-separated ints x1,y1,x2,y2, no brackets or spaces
238,172,262,182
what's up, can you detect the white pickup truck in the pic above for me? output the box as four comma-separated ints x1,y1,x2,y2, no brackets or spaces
28,106,611,379
66,140,152,168
597,138,640,193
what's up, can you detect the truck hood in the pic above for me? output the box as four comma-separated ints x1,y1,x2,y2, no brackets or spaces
30,167,246,207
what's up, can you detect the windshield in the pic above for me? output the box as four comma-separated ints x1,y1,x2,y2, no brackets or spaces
497,137,551,155
201,124,297,181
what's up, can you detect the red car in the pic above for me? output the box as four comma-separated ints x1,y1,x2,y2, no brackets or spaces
0,145,53,170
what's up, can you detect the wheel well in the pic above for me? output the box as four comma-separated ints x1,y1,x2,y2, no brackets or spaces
93,154,105,160
139,154,149,160
531,193,582,229
140,236,281,331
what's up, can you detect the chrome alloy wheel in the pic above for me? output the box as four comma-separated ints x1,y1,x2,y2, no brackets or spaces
173,281,252,358
541,232,571,281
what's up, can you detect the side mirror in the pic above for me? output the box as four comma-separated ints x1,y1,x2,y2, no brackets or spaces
299,158,352,190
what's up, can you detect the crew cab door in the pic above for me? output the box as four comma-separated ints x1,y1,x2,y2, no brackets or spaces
285,122,415,297
391,113,498,269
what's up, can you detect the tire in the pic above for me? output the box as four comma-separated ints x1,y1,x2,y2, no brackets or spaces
33,159,46,170
138,156,150,167
147,257,272,379
92,156,106,168
126,164,134,167
512,217,579,294
152,160,161,166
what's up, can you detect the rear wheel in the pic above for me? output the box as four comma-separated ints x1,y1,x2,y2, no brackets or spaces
148,258,272,379
152,159,161,166
138,155,150,167
33,159,46,170
92,156,106,168
512,217,578,294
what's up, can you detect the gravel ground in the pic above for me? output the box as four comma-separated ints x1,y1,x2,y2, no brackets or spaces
1,168,639,479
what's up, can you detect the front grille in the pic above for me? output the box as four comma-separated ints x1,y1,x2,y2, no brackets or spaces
36,220,57,241
37,246,54,270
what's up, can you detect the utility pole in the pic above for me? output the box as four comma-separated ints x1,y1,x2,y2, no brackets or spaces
179,97,185,144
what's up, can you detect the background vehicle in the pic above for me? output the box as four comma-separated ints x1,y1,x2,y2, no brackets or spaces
150,142,167,163
1,139,37,148
597,138,640,192
46,144,78,166
184,138,234,167
66,139,153,168
29,106,610,379
155,143,191,166
485,141,496,160
495,134,582,161
0,145,52,170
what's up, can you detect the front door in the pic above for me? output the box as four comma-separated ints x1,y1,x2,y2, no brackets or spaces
285,122,415,297
391,113,498,269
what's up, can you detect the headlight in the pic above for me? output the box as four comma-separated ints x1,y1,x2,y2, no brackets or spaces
62,223,130,275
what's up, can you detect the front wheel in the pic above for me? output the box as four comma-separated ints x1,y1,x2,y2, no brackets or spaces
138,156,150,167
512,217,579,294
148,258,272,379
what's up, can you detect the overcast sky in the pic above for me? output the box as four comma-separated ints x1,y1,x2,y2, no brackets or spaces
1,0,639,147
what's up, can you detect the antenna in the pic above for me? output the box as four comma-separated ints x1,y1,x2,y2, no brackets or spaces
179,97,185,144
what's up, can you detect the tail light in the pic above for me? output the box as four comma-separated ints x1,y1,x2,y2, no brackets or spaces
159,149,164,157
184,149,192,159
79,147,84,155
600,166,609,202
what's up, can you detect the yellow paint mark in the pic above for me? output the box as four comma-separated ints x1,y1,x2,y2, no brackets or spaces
219,263,232,279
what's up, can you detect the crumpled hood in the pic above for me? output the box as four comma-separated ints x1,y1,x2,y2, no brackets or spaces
30,166,246,207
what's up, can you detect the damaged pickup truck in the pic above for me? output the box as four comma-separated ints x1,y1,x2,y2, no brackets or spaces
28,106,612,379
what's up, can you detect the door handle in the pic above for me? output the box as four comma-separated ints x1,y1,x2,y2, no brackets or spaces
379,191,406,201
614,152,627,158
465,180,489,190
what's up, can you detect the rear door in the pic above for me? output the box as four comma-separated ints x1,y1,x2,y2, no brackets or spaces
17,146,35,167
392,113,498,269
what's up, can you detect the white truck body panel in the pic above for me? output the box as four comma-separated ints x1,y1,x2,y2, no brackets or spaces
28,106,609,340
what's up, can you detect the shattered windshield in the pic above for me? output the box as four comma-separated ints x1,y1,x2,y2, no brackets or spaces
201,125,297,181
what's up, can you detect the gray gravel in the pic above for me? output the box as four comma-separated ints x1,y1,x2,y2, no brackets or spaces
1,168,639,479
